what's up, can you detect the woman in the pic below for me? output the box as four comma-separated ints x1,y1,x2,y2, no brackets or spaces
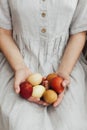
0,0,87,130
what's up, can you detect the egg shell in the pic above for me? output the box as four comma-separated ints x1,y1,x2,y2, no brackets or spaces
32,85,46,98
46,73,57,86
50,76,64,94
20,81,33,99
43,90,58,104
27,73,42,86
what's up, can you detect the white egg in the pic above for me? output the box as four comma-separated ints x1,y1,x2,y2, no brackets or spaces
32,85,46,98
27,73,42,86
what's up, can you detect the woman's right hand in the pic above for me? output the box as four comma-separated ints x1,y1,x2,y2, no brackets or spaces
14,66,32,94
14,67,48,106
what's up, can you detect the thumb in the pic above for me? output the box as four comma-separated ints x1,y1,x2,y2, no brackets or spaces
14,78,23,94
14,84,20,94
62,80,70,88
14,73,26,94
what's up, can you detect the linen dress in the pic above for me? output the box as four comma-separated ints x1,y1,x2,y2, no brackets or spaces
0,0,87,130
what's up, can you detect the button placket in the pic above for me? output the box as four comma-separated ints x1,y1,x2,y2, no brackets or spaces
40,0,47,10
39,0,48,38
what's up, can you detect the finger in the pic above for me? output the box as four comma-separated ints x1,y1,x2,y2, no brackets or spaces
28,97,49,106
53,92,64,107
14,80,22,94
14,76,25,94
44,80,48,86
37,100,49,106
42,80,45,86
44,80,49,89
62,80,70,88
53,95,64,107
28,96,40,102
41,80,49,89
42,77,46,80
41,77,47,86
14,84,20,94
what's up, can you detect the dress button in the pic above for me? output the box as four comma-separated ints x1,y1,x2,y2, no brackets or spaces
41,12,46,17
41,28,46,33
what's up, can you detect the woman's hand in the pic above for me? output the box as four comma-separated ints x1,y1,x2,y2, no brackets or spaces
14,68,48,106
14,66,32,94
29,76,49,106
28,76,49,106
42,74,70,107
42,77,49,90
53,72,70,107
28,96,48,106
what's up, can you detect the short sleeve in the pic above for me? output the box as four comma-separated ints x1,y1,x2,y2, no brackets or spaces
0,0,12,30
70,0,87,35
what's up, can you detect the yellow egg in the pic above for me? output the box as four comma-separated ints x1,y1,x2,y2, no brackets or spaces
27,73,42,86
43,90,58,104
32,85,46,98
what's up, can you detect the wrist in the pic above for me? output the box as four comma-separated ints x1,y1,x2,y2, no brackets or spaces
56,70,70,77
56,64,71,76
13,62,28,72
56,71,70,89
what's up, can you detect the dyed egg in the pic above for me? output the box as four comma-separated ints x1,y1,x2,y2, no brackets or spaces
43,90,58,104
20,81,33,99
46,73,57,85
50,76,64,94
27,73,42,86
32,85,46,98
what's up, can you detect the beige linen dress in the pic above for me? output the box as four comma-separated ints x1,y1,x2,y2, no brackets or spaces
0,0,87,130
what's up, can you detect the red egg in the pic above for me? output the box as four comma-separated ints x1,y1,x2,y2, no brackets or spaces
20,81,33,99
50,76,64,94
46,73,58,86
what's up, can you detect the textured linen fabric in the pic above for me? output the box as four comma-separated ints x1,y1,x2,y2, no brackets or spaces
0,0,87,130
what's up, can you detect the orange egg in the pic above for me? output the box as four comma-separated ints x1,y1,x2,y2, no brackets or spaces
43,89,58,104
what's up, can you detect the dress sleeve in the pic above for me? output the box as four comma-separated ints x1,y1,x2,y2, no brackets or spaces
0,0,12,30
70,0,87,35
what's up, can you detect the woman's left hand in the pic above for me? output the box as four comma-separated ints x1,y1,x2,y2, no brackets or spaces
53,72,70,107
42,73,70,107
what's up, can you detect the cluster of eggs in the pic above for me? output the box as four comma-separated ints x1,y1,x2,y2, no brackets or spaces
20,73,64,104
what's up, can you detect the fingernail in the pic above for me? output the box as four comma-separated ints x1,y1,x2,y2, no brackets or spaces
53,104,57,107
37,98,40,101
43,103,47,105
63,82,66,87
16,88,19,94
16,90,18,94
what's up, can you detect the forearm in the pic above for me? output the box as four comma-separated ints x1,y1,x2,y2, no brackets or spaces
0,28,26,71
57,32,86,75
